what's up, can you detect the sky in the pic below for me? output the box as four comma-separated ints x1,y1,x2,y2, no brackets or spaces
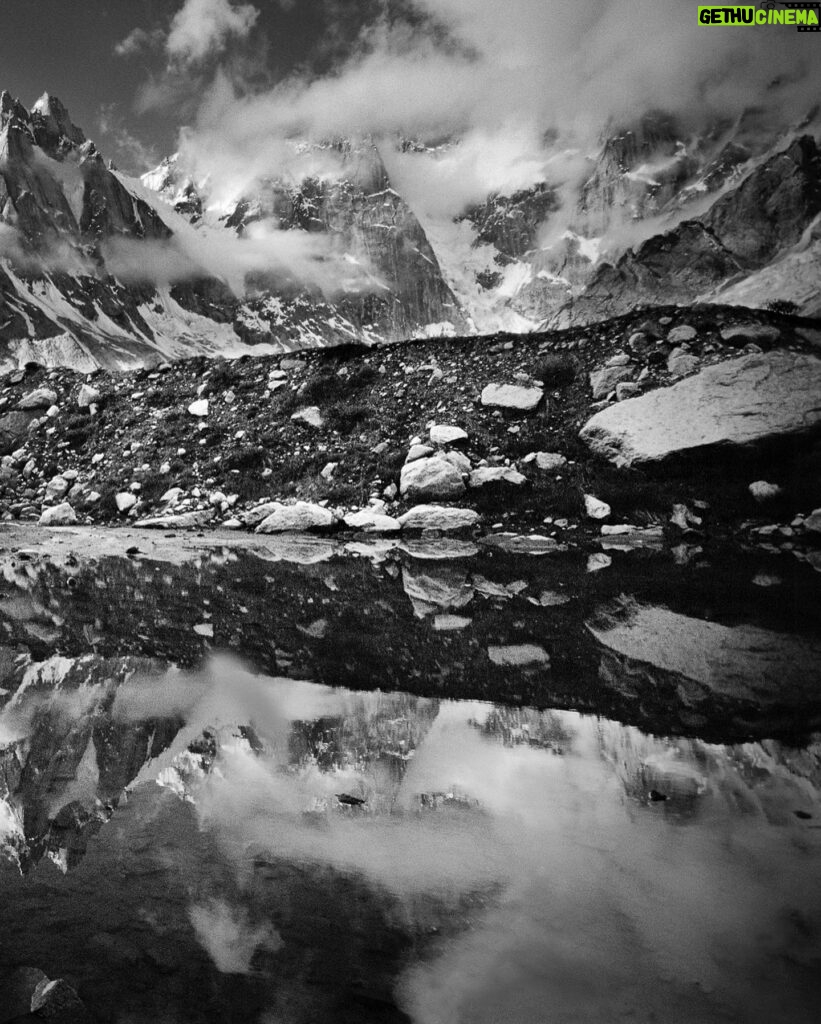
1,1,820,219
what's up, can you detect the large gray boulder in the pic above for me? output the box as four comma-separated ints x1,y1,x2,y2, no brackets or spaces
580,351,821,466
256,501,338,533
398,505,480,532
39,502,77,526
400,456,466,500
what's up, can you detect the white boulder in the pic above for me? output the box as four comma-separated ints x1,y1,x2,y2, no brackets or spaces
580,352,821,466
480,383,544,411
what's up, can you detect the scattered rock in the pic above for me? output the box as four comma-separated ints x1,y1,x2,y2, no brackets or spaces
429,424,468,445
255,501,338,533
115,492,137,513
615,382,641,401
18,387,58,410
584,494,611,520
398,505,480,532
488,644,550,667
480,383,544,411
469,466,527,488
590,364,633,400
77,384,101,408
749,480,783,502
45,475,71,501
667,348,700,377
667,324,697,343
343,510,401,532
720,323,781,347
39,502,77,526
400,457,466,501
291,406,324,428
137,510,214,529
670,503,702,532
525,451,567,472
405,444,434,464
31,977,91,1023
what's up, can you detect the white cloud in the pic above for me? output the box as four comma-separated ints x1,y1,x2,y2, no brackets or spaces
168,0,820,221
166,0,260,66
188,898,282,973
114,26,165,58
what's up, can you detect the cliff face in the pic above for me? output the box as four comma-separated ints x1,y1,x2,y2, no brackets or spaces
550,136,821,327
0,95,469,370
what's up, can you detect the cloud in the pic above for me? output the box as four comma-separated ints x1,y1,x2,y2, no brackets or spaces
188,898,282,973
166,0,820,224
167,0,260,66
114,26,166,58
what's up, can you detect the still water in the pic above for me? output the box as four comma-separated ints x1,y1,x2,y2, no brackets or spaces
0,530,820,1023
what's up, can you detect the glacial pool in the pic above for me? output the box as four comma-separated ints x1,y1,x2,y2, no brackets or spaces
0,526,820,1023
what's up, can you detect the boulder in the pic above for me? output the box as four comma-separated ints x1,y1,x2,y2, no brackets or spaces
615,382,641,401
255,501,338,533
400,457,466,500
291,406,324,428
31,977,91,1023
488,644,550,667
137,510,215,529
398,505,480,532
528,452,567,472
667,324,697,343
589,364,633,400
749,480,782,502
429,424,468,445
580,351,821,466
0,411,37,454
469,467,527,488
720,323,781,347
39,502,77,526
584,494,611,520
343,510,401,533
480,383,544,411
666,348,700,377
440,450,472,475
405,444,434,464
115,492,137,513
45,475,71,501
18,387,58,409
187,398,209,417
77,384,101,408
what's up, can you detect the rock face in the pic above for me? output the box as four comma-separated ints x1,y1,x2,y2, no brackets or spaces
399,457,467,501
553,136,821,327
580,351,821,466
0,94,468,371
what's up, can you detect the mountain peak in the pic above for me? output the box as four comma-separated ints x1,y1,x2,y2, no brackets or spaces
30,91,86,152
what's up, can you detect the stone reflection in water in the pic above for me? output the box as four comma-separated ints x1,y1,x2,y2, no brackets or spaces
1,654,820,1023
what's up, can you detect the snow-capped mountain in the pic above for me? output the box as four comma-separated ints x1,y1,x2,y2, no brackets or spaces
0,90,818,373
0,93,466,371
